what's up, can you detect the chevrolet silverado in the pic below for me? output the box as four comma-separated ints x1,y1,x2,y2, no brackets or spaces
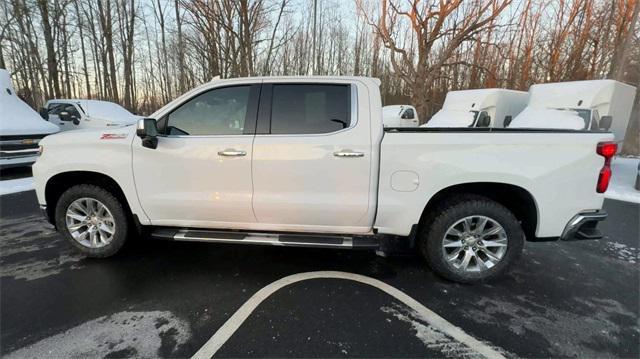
33,76,616,283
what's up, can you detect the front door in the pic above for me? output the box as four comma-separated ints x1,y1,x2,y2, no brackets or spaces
132,84,260,229
251,82,374,233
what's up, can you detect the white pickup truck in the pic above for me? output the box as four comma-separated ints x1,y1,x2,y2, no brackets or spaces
39,99,141,131
33,76,617,283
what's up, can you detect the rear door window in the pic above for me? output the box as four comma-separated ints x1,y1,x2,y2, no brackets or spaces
270,84,350,134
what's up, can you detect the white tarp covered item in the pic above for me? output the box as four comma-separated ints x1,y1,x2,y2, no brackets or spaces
0,69,59,136
424,109,476,127
512,80,636,140
509,108,585,130
424,88,528,128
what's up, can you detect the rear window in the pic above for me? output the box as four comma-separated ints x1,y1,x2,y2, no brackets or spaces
270,84,350,134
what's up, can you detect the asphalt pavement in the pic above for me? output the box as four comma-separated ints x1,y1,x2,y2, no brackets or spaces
0,189,638,358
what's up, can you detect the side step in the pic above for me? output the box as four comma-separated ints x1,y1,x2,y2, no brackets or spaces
151,228,379,250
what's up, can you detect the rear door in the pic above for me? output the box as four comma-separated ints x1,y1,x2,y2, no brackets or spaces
251,81,374,233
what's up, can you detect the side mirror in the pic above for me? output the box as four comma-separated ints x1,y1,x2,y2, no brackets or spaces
400,109,415,120
72,117,80,125
503,115,513,127
599,115,612,131
476,112,491,128
39,107,49,120
137,118,158,149
58,111,71,121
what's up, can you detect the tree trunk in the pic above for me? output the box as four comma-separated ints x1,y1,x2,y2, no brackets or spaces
75,0,92,98
36,0,61,98
175,0,186,92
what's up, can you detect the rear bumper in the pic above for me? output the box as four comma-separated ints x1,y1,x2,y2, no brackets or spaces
560,210,607,241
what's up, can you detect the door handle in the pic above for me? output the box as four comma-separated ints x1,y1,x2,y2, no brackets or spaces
218,149,247,157
333,150,364,158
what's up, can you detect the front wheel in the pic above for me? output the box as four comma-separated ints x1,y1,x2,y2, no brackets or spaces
420,195,524,283
55,184,129,258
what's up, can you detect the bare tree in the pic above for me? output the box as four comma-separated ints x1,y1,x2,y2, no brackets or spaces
358,0,511,118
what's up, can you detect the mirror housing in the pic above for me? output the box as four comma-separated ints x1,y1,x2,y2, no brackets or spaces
401,109,415,119
599,115,612,131
503,115,513,127
39,107,49,120
137,118,159,149
476,112,491,127
58,111,71,121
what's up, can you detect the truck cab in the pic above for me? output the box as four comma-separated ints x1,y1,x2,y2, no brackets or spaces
382,105,419,127
40,99,141,131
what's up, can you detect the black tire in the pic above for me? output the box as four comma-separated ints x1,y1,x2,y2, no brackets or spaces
420,194,524,283
55,184,129,258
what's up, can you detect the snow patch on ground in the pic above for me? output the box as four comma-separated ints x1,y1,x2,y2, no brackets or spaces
4,310,192,358
0,177,34,195
462,296,635,357
604,241,639,264
0,214,84,280
606,157,640,203
381,304,489,358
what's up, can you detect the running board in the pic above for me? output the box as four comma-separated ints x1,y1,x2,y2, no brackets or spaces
151,228,379,250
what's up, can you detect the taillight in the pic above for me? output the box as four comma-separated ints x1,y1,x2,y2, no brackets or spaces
597,142,617,158
596,141,617,193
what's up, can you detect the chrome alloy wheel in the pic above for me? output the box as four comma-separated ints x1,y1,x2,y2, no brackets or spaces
65,197,116,248
442,215,508,272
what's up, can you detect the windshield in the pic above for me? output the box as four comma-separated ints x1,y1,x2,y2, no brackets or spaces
424,109,476,127
81,101,135,120
382,106,404,118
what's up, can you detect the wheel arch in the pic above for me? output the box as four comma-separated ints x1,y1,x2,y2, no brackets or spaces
417,182,539,241
44,171,134,228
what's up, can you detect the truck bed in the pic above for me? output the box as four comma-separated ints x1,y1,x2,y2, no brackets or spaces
375,129,614,239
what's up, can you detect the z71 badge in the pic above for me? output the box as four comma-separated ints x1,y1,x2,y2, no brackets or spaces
100,133,128,140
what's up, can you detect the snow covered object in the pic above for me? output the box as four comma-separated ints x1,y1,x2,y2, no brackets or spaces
0,69,59,168
382,105,419,127
423,89,528,128
509,80,636,142
42,99,141,131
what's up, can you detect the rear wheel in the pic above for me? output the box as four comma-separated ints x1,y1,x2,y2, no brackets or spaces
420,195,524,283
55,184,129,257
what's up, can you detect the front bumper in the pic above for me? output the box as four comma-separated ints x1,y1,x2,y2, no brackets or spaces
560,210,607,241
39,204,55,226
0,155,38,169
